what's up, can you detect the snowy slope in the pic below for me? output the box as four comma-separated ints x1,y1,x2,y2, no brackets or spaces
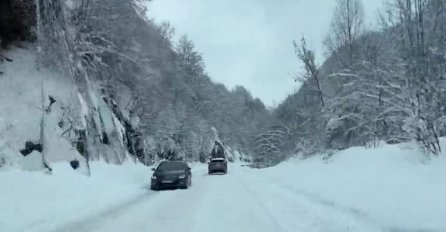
0,162,150,232
253,140,446,232
0,48,84,170
1,139,445,232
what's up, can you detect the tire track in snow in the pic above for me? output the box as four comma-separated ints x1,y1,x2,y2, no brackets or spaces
63,165,211,232
234,175,287,232
46,190,157,232
239,167,441,232
237,166,383,232
192,167,288,232
38,166,210,232
273,182,375,223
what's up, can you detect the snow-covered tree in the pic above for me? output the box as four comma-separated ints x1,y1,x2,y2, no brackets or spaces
294,36,324,107
253,123,288,167
277,0,446,158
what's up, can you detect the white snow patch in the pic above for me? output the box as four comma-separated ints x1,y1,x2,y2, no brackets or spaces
0,47,85,170
248,139,446,232
0,162,150,232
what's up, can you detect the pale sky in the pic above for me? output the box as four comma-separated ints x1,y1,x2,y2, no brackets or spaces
149,0,385,106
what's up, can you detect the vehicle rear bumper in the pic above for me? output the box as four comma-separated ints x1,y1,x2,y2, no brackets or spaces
208,165,227,173
151,179,188,189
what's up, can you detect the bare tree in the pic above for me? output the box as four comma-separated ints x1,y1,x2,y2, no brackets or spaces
294,37,324,107
177,35,205,79
157,21,175,43
253,123,287,167
377,0,444,155
325,0,364,65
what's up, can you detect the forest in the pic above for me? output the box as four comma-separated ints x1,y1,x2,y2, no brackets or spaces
1,0,445,169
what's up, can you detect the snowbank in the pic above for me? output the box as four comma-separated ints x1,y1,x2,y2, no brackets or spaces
248,139,446,231
0,162,150,232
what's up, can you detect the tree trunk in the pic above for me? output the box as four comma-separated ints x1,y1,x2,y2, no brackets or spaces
40,81,52,173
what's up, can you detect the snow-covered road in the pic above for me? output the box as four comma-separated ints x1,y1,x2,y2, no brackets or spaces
49,165,382,232
3,140,446,232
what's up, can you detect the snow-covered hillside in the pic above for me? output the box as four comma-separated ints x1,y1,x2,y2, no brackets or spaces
252,140,446,232
0,48,85,171
1,140,445,232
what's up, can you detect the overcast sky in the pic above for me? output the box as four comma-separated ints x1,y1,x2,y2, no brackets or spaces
150,0,385,106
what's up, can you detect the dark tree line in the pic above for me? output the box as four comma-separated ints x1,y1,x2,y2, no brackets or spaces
0,0,270,168
6,0,441,169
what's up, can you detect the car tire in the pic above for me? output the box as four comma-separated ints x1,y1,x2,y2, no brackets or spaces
150,185,159,191
181,177,191,189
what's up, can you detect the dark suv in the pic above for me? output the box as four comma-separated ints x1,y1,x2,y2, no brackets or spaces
208,158,227,174
151,161,192,190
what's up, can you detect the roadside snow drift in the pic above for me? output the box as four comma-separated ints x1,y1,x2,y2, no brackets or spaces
0,162,150,232
249,140,446,232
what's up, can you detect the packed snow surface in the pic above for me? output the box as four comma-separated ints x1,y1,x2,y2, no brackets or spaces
1,141,446,232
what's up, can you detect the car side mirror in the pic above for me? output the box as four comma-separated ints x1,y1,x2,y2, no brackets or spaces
151,168,156,171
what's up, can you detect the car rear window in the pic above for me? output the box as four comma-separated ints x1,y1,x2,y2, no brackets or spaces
211,159,225,163
157,161,187,171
